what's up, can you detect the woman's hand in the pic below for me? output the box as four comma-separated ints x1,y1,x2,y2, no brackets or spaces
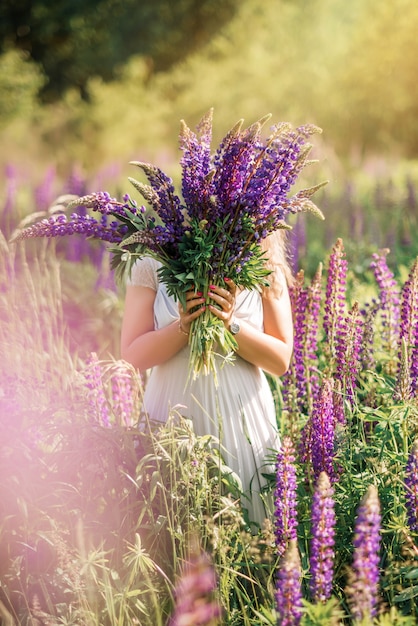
178,289,206,335
178,279,237,334
207,278,237,328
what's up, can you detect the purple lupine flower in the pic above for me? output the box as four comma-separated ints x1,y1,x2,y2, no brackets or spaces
370,249,400,354
212,118,262,220
111,364,135,427
293,279,309,413
396,337,413,402
12,211,129,244
84,353,111,427
331,378,345,429
274,436,298,558
282,265,321,418
240,124,323,227
275,539,303,626
168,547,222,626
309,472,336,603
396,259,418,398
359,300,378,373
179,109,213,216
405,440,418,533
304,263,323,411
129,162,185,245
334,301,364,407
281,270,306,418
309,378,336,483
413,315,418,397
323,238,347,363
65,206,90,263
63,167,91,261
346,485,381,622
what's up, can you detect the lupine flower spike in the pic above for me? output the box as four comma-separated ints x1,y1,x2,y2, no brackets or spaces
396,258,418,400
346,484,381,623
323,238,347,365
300,378,336,483
309,471,336,603
404,440,418,533
395,337,413,403
275,539,303,626
370,249,400,355
304,263,323,410
168,543,222,626
359,300,379,373
274,436,298,558
282,264,322,418
281,270,305,422
334,301,364,408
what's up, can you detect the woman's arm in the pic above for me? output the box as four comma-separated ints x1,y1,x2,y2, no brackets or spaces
231,286,294,377
120,285,205,371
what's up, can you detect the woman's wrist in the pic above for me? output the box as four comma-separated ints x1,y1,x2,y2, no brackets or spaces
178,320,190,337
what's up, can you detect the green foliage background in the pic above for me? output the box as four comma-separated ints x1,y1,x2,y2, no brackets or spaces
1,0,418,181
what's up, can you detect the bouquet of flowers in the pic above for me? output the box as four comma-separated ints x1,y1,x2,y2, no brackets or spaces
13,110,325,384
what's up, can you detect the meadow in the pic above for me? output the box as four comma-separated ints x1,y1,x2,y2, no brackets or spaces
0,168,418,625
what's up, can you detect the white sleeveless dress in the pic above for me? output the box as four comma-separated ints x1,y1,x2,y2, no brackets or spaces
129,257,280,525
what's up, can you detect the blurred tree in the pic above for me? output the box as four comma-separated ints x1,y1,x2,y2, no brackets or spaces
0,0,240,102
0,49,44,126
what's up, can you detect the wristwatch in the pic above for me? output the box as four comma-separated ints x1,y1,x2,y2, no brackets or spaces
230,319,240,335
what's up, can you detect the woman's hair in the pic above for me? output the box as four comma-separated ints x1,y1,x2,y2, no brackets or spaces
260,229,294,298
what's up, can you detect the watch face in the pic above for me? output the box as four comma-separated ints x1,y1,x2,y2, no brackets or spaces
230,321,240,335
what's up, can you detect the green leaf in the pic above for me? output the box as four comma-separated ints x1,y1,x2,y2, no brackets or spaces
394,585,418,602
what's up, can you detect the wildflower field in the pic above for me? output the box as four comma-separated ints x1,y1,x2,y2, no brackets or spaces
1,169,418,625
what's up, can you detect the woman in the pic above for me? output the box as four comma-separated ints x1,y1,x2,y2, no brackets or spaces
120,230,294,526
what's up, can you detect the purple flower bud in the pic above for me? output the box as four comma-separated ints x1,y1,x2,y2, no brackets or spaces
274,436,298,557
323,238,347,361
309,472,335,602
168,545,222,626
282,265,321,418
281,270,305,419
301,378,336,483
396,258,418,399
346,485,381,622
180,109,213,216
334,301,364,407
370,249,400,353
12,210,129,245
275,539,303,626
405,440,418,533
359,300,379,372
